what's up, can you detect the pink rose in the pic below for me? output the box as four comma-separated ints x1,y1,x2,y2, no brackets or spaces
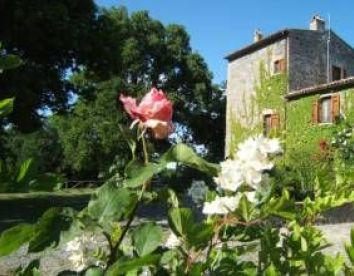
120,87,173,139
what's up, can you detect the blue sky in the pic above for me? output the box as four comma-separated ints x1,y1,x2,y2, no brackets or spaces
95,0,354,84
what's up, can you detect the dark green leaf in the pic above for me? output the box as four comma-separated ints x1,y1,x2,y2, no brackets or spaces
28,208,74,252
15,259,40,276
118,124,137,159
84,267,104,276
124,161,160,188
168,208,194,237
0,98,14,118
188,263,204,276
106,254,160,275
28,173,63,191
0,224,33,256
160,144,220,176
132,222,163,256
0,54,22,70
16,158,36,185
88,183,137,230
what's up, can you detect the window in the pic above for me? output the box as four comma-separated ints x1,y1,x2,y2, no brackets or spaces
273,59,286,74
332,66,347,81
319,97,331,123
312,94,340,124
263,113,280,136
332,66,341,81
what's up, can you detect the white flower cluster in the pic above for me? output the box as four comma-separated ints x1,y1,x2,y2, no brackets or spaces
215,135,281,191
202,135,282,215
63,234,106,272
203,192,256,215
165,232,182,248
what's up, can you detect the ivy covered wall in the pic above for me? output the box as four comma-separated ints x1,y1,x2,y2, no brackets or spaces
286,89,354,158
227,61,287,156
227,59,354,160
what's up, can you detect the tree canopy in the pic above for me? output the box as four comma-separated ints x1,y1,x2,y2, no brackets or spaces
1,4,225,180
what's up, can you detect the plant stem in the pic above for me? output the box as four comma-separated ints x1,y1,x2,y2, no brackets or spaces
142,133,149,165
106,134,150,267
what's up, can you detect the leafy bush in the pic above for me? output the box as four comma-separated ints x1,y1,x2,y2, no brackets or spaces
2,88,354,275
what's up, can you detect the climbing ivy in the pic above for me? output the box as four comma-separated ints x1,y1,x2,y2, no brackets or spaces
227,60,287,155
227,56,354,162
286,89,354,158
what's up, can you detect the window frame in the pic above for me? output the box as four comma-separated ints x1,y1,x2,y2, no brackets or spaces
318,95,332,124
273,58,286,75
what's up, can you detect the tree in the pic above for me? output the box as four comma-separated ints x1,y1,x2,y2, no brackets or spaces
52,7,225,178
0,0,97,132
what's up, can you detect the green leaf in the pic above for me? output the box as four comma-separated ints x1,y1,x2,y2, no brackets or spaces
188,263,204,276
16,158,36,185
124,161,160,188
88,183,137,230
160,143,220,176
28,173,64,192
0,98,14,118
168,208,194,238
15,259,40,276
0,54,22,70
345,243,354,265
132,222,163,256
264,263,279,276
28,208,74,252
238,194,253,222
106,254,160,275
0,224,33,256
84,267,104,276
119,124,137,159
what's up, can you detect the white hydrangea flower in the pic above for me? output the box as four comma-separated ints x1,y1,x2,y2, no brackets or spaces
165,232,182,248
256,135,282,155
64,237,87,271
202,192,257,215
213,159,244,192
222,135,281,190
202,195,240,215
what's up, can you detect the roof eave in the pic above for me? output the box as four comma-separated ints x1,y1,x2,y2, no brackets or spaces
225,29,289,62
285,77,354,100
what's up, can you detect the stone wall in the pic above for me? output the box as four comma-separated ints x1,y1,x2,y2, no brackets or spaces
288,30,328,90
225,38,287,155
225,28,354,156
288,30,354,91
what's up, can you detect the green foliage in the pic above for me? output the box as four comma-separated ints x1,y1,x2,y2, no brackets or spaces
227,60,287,155
132,222,163,256
0,98,14,118
160,143,220,176
0,156,64,193
107,254,161,275
0,0,97,131
0,207,73,256
15,259,40,276
0,223,33,256
87,183,137,231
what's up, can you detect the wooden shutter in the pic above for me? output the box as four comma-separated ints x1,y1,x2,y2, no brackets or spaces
279,59,287,73
331,94,340,122
270,113,280,129
312,100,319,123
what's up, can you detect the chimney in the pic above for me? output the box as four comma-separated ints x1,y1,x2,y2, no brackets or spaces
310,15,325,31
254,29,263,42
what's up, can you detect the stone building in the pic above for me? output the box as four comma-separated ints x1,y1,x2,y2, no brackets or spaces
225,15,354,156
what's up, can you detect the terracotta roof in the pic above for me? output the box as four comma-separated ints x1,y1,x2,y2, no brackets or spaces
225,29,289,61
285,77,354,100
